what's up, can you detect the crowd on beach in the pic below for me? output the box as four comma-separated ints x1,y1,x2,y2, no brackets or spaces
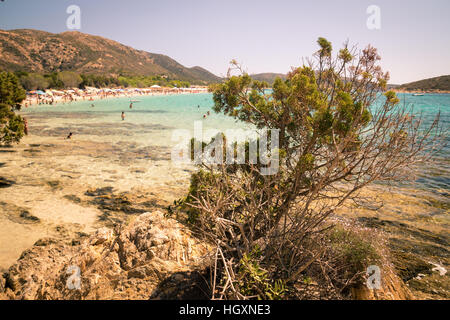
20,85,212,140
21,86,209,108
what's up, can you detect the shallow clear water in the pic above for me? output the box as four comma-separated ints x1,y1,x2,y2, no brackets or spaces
20,92,450,195
376,93,450,194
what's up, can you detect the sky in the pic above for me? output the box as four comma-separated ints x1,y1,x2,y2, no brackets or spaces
0,0,449,84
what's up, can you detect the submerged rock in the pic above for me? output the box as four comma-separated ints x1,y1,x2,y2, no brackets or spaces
19,211,40,223
357,216,449,299
0,177,15,188
85,187,115,197
0,202,40,225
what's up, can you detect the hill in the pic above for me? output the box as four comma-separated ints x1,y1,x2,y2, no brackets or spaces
250,72,286,84
0,29,221,84
397,75,450,92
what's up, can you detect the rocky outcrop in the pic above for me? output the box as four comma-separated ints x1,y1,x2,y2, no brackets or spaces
1,211,210,300
1,209,430,300
351,264,414,300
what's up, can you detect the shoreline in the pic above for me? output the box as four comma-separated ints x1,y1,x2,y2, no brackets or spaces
392,89,450,94
0,93,448,299
22,86,209,108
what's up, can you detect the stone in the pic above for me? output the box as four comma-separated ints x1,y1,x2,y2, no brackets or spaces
0,211,210,300
34,238,57,247
90,228,113,246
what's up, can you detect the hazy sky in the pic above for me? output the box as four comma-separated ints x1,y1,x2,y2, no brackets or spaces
1,0,449,84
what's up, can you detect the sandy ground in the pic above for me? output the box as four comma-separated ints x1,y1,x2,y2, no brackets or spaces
0,132,194,270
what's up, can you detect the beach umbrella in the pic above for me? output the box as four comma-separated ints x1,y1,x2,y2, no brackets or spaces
151,85,161,88
36,90,46,95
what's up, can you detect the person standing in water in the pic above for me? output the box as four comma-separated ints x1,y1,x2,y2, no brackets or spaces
121,112,125,121
23,117,28,135
129,102,133,109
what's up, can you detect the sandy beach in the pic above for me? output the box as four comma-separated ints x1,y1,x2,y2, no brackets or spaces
22,86,209,108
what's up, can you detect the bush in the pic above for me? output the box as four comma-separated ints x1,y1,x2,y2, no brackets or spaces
0,72,26,108
179,38,442,300
325,225,381,286
0,103,25,145
20,73,49,91
0,72,26,145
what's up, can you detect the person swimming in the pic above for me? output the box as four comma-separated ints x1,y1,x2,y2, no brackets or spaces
121,112,125,121
91,104,95,108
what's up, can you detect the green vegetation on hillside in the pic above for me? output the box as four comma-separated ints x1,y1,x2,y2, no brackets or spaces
13,71,192,90
398,75,450,91
0,29,221,84
250,73,287,85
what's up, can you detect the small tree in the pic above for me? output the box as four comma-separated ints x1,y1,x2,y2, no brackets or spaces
57,71,82,88
0,72,26,145
20,73,49,91
181,39,443,299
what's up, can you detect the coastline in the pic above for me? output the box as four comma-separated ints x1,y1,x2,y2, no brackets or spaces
0,108,448,299
392,89,450,94
0,91,448,299
22,86,209,108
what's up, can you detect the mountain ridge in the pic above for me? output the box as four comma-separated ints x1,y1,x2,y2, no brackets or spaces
1,29,448,90
250,72,287,84
0,29,221,84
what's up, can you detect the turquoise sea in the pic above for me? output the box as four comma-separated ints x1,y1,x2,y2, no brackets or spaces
20,92,449,196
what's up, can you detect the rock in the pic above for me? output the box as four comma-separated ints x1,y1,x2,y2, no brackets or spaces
19,211,40,223
63,195,81,203
391,251,433,282
0,273,5,292
127,267,146,279
430,262,447,276
415,273,426,280
90,228,113,246
88,192,147,215
351,264,414,300
1,211,210,300
34,238,57,246
0,177,15,188
150,270,210,300
85,187,115,197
